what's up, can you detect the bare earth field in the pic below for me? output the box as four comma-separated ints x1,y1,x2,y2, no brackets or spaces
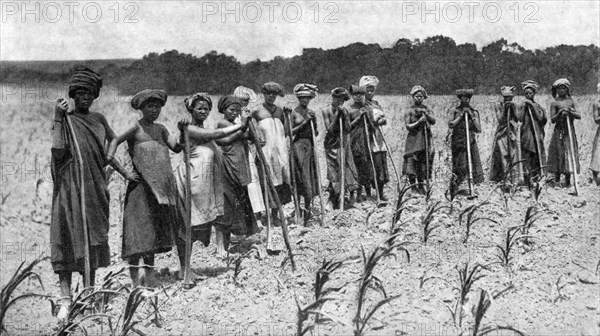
1,91,599,335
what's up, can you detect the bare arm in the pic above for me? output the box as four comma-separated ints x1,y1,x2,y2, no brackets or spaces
405,109,420,131
550,102,561,123
448,108,463,128
103,119,135,179
594,103,600,125
568,100,581,119
470,109,482,133
162,126,183,153
215,119,249,146
425,107,436,125
106,123,138,161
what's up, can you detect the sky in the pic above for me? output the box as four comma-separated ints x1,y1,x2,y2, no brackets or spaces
1,0,598,62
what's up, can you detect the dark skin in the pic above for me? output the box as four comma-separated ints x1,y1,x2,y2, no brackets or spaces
52,88,129,315
215,102,251,258
516,88,546,122
405,92,436,131
291,96,317,136
448,96,482,133
549,85,580,186
323,96,349,134
106,98,183,286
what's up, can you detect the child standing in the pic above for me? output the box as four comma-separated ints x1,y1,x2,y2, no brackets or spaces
107,89,181,287
517,80,547,188
547,78,581,187
215,95,255,257
449,89,484,192
403,85,436,195
489,86,519,185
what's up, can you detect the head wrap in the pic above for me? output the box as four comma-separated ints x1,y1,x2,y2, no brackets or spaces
500,86,516,97
551,78,571,97
331,87,350,101
261,82,284,97
455,89,474,99
184,92,212,112
233,86,258,103
217,95,242,113
359,75,379,88
410,85,428,99
68,66,103,99
521,80,538,93
293,83,318,98
130,89,167,110
349,85,366,95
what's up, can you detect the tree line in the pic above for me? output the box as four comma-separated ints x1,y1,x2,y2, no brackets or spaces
1,36,598,96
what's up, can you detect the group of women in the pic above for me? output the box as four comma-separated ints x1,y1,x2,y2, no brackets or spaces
50,66,600,319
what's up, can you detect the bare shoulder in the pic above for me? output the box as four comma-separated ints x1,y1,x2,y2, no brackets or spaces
216,119,232,128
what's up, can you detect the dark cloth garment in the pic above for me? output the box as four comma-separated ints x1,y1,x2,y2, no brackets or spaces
519,101,547,176
217,126,255,236
293,138,318,200
348,102,376,186
373,152,389,184
130,89,167,110
404,105,433,157
68,66,102,99
175,220,212,250
51,112,111,273
403,105,434,179
450,107,484,185
323,106,359,195
547,114,580,174
402,151,434,180
292,106,319,200
122,122,177,260
489,102,519,182
591,123,600,173
122,181,175,259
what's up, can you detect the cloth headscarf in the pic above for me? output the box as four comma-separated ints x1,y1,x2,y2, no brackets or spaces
184,92,212,112
261,82,284,97
217,95,242,113
455,89,474,99
349,85,366,95
233,86,258,103
410,85,428,99
551,78,571,98
331,87,350,101
521,80,539,93
68,66,103,99
293,83,318,98
130,89,167,110
500,86,516,97
359,75,379,88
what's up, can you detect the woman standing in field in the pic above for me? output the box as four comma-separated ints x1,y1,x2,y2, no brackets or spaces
348,85,373,202
547,78,581,188
252,82,291,249
290,84,319,223
448,89,484,192
360,75,389,201
489,86,519,186
174,93,250,275
233,86,265,229
517,80,547,188
322,87,359,209
215,95,255,257
107,89,181,287
403,85,436,195
589,83,600,185
51,67,130,318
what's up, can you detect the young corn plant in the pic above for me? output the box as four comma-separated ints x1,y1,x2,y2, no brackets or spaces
296,258,351,336
447,262,489,328
421,201,449,244
444,174,462,214
497,160,526,209
354,236,410,336
0,256,49,333
495,226,534,268
464,289,525,336
392,183,416,226
458,201,497,244
520,205,540,246
56,286,160,336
